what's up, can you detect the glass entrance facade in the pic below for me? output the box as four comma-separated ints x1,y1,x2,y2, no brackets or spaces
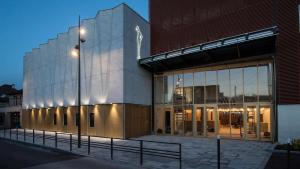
154,61,273,141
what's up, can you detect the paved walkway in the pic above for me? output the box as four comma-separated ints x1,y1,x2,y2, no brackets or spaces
0,129,274,169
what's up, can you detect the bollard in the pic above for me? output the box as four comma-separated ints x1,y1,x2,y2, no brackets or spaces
55,132,57,148
140,140,143,165
43,130,45,146
287,138,291,169
4,128,6,138
16,128,19,140
33,129,35,144
179,144,182,169
88,136,90,155
70,134,72,152
217,135,221,169
9,128,11,140
111,138,113,160
24,129,26,142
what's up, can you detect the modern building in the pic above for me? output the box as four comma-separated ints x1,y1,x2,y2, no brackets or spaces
0,84,22,129
139,0,300,143
22,4,152,138
23,1,300,142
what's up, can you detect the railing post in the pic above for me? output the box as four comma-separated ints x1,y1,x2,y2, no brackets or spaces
55,132,57,148
24,128,26,142
179,144,182,169
9,128,11,140
33,129,35,144
287,138,291,169
110,138,113,160
4,128,5,138
16,128,19,140
43,130,45,146
70,134,72,152
88,136,90,155
140,140,143,165
217,135,221,169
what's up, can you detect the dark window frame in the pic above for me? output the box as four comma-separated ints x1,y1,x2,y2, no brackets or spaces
63,112,67,126
53,113,57,125
89,112,95,127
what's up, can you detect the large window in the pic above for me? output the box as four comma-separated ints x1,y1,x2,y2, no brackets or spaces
183,73,193,104
206,71,217,103
258,65,272,102
89,113,95,127
155,76,164,104
194,72,205,104
218,69,230,103
174,74,183,105
244,66,257,102
164,75,174,104
230,68,243,103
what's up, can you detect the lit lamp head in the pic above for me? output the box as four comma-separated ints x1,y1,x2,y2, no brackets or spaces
79,28,86,43
71,48,79,57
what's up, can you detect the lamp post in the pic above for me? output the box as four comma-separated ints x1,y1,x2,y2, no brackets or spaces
72,15,86,148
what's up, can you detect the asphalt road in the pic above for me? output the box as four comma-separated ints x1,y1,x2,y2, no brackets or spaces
0,139,139,169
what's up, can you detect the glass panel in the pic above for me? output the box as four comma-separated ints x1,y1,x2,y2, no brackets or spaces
244,67,257,102
246,106,257,139
206,71,217,103
174,106,184,135
155,76,164,104
218,70,230,103
218,104,230,137
183,73,193,104
230,68,243,103
63,112,67,126
230,104,244,138
260,105,271,140
184,105,193,136
75,113,79,126
174,74,183,105
196,107,204,135
164,75,174,104
258,65,272,102
194,72,205,104
206,107,215,136
89,113,95,127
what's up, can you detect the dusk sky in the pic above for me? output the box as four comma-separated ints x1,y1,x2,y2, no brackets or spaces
0,0,148,89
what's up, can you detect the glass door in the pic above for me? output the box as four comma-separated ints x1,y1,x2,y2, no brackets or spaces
259,104,272,141
174,106,184,135
230,104,244,139
218,104,230,137
194,106,204,136
206,106,217,137
245,104,258,140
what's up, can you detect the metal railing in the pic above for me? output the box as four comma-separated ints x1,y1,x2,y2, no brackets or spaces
0,128,182,169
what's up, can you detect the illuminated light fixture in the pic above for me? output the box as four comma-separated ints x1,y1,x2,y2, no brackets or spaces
71,49,78,57
80,28,86,35
58,101,63,107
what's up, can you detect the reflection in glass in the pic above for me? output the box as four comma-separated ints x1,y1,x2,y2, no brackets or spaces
206,71,217,103
155,76,164,104
260,106,271,140
218,70,230,103
230,104,243,138
218,104,230,137
246,106,257,139
206,107,215,136
183,73,193,104
194,72,205,104
184,106,193,136
174,106,184,135
174,74,183,105
244,67,257,102
196,107,204,135
230,68,243,103
164,75,174,104
258,65,272,102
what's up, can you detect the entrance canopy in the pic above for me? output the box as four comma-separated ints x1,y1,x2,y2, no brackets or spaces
139,27,277,72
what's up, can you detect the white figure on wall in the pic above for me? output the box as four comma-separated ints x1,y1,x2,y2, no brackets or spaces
135,25,143,60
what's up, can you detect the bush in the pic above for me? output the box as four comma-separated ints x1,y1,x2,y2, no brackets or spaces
292,139,300,150
157,128,163,134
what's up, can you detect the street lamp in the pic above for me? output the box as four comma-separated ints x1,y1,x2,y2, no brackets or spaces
72,15,86,148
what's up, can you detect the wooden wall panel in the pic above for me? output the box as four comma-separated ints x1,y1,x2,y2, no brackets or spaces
125,104,150,138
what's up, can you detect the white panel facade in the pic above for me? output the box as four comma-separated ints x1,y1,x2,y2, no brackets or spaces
278,104,300,143
23,4,151,109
